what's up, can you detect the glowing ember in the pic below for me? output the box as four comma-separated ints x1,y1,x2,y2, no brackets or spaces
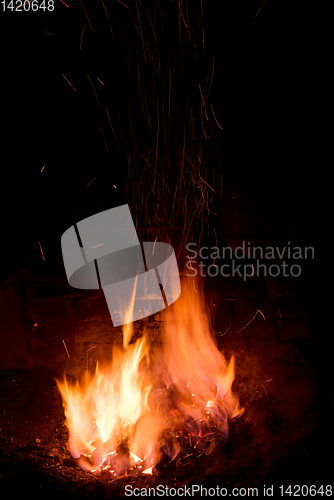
57,278,244,476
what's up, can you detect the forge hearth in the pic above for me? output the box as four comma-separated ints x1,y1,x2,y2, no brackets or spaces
0,260,331,498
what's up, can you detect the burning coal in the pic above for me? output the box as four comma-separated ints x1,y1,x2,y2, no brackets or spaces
57,278,244,476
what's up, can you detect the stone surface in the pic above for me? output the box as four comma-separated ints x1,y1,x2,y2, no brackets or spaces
72,293,111,322
274,297,309,319
277,319,312,341
29,297,78,340
29,277,76,298
0,287,32,370
230,318,278,342
0,251,316,372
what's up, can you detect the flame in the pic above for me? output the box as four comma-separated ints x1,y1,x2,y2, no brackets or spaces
57,277,244,475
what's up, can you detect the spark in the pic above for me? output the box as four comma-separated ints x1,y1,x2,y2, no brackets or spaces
87,177,96,187
186,256,195,272
97,77,105,85
154,100,159,170
200,0,204,52
186,1,191,42
262,383,269,399
177,0,189,39
198,84,208,121
254,1,266,19
204,57,215,104
199,176,216,193
100,0,114,40
237,309,266,333
200,111,208,139
59,0,69,7
194,198,217,216
221,322,232,337
116,0,128,8
79,26,85,50
168,68,172,125
131,18,160,75
106,108,120,148
202,24,205,54
79,0,93,31
38,16,53,36
87,74,100,107
184,159,195,176
257,309,266,321
139,153,171,194
210,104,224,130
96,119,108,151
135,0,147,64
61,74,77,91
41,166,45,173
62,339,70,358
39,242,45,260
92,244,103,248
152,236,157,255
182,201,202,245
146,8,157,45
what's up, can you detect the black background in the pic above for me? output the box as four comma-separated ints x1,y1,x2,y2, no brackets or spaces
1,1,329,264
0,1,332,485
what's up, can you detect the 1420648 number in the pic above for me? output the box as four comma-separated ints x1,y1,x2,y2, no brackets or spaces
279,485,332,496
1,0,54,10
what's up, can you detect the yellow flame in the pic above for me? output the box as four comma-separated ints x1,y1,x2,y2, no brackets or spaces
57,276,244,474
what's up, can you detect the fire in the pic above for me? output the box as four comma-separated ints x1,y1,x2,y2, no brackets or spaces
57,277,244,476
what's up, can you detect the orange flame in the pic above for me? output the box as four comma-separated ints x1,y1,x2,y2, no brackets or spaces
57,277,244,475
161,279,243,429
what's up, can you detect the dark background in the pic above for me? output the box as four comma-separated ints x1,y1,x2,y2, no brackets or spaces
0,1,330,291
0,2,332,490
2,3,328,234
